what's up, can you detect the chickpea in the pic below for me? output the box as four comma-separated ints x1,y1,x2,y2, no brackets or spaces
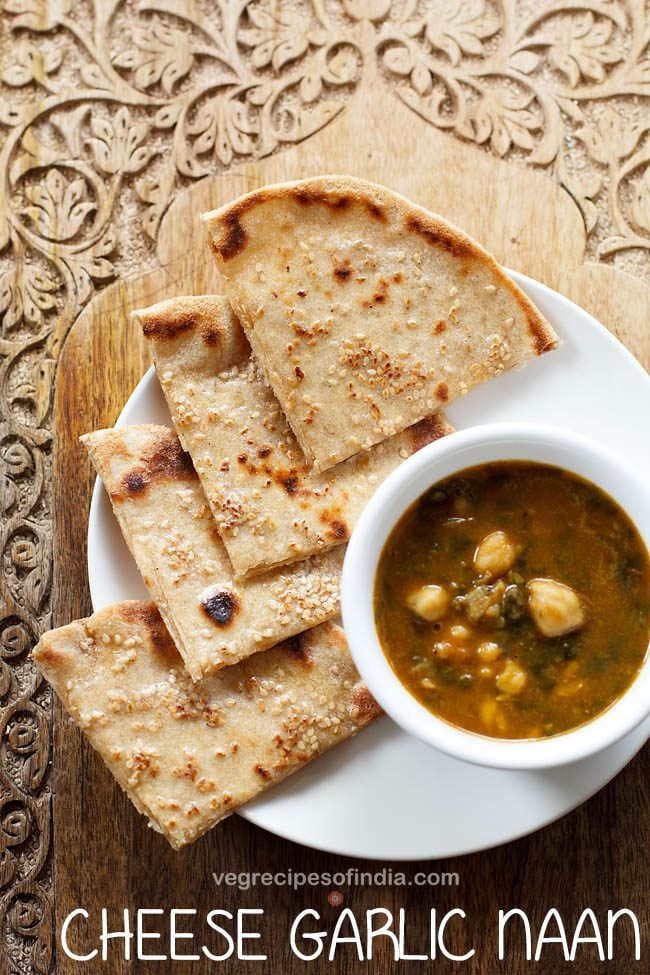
477,641,502,662
555,660,583,698
407,584,450,622
450,624,470,643
527,578,585,638
480,698,498,726
496,658,527,695
473,530,517,580
432,641,452,659
433,640,467,661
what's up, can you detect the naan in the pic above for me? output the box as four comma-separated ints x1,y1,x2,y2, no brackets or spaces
82,425,341,678
34,603,380,849
203,175,558,471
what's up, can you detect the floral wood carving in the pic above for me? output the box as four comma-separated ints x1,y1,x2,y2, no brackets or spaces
0,0,648,971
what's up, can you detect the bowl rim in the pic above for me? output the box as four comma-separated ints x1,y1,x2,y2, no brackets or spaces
341,421,650,770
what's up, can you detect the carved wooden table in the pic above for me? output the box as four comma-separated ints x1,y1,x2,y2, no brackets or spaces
1,2,649,972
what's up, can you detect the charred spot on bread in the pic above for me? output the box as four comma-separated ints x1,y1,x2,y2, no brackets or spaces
498,275,557,355
526,313,558,355
294,189,352,210
293,185,385,217
524,304,558,354
283,631,312,668
434,319,446,334
528,316,556,354
199,321,223,347
267,465,312,497
124,472,146,495
147,433,195,479
404,215,475,261
333,259,352,283
353,684,382,721
116,433,196,499
120,603,176,658
138,298,239,355
407,414,449,452
329,519,348,540
320,509,349,541
200,589,239,627
209,182,387,271
362,277,390,308
141,314,196,341
281,474,299,494
35,641,61,666
254,764,271,779
215,212,247,261
365,199,387,222
435,381,449,402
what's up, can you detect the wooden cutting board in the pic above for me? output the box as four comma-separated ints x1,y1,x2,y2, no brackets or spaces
52,79,650,974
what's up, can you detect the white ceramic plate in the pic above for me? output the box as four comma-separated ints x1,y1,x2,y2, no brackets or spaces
88,271,650,860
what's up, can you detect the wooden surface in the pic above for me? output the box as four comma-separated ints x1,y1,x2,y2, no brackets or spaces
4,1,650,971
3,2,650,971
48,78,650,974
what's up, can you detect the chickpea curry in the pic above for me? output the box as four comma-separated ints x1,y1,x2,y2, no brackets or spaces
375,461,650,739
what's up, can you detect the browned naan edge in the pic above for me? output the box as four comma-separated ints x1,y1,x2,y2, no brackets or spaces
117,601,179,660
132,294,251,362
201,174,558,357
81,425,197,503
405,413,455,451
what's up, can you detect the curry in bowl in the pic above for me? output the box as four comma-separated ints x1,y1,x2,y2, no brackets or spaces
374,461,650,740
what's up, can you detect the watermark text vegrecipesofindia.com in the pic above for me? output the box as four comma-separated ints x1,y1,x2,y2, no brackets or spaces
211,867,460,892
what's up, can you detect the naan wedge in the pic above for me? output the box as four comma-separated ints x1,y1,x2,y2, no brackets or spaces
82,425,341,679
134,295,453,578
203,175,558,471
33,603,380,849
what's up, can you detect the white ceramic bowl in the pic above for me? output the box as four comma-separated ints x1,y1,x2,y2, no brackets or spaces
341,423,650,770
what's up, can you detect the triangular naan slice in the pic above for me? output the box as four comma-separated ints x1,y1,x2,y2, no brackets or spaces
82,425,341,679
34,603,380,848
134,295,453,578
203,175,558,471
